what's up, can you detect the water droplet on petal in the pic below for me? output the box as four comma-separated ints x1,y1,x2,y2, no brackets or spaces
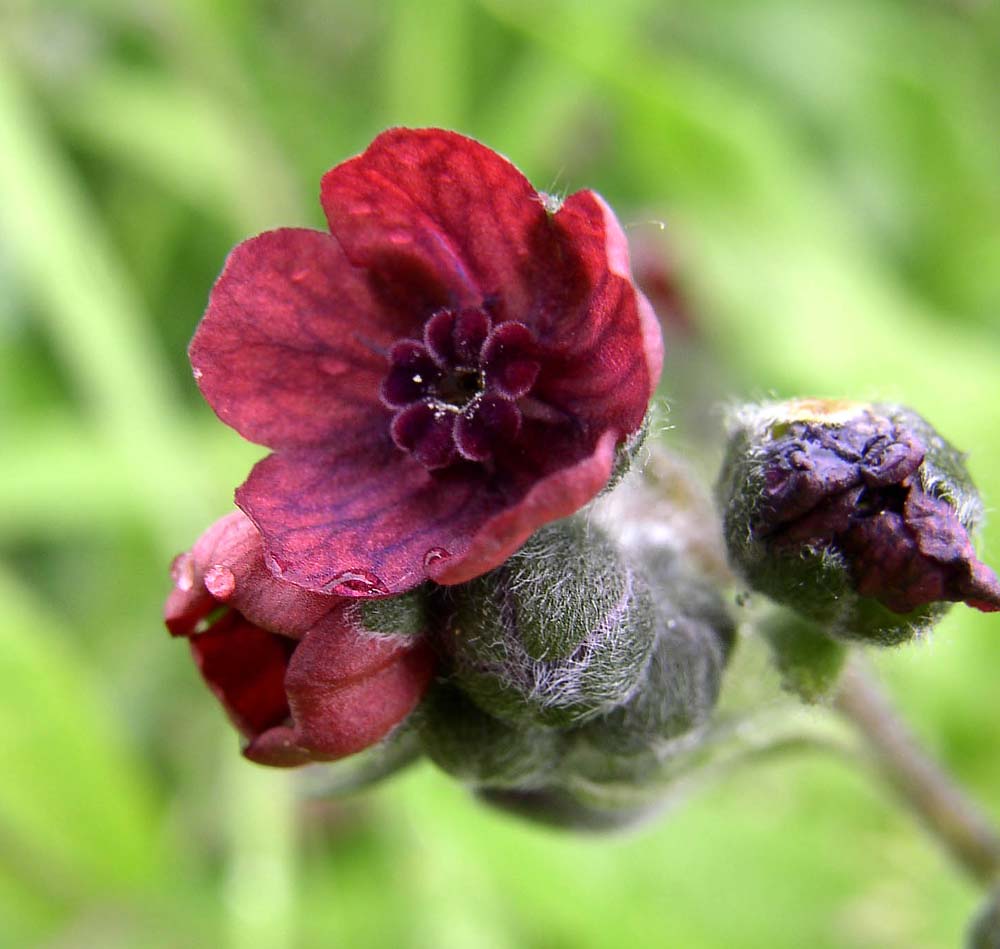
171,552,195,591
204,565,236,600
192,367,203,381
324,570,388,597
424,547,451,568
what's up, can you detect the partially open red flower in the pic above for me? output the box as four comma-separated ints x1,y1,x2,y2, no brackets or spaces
190,128,662,597
166,512,435,766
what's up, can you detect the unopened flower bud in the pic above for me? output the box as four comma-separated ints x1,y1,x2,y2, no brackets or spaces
441,518,656,726
717,400,1000,644
165,512,435,767
567,548,734,783
416,682,562,789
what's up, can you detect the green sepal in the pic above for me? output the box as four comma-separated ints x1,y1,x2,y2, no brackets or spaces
758,609,847,703
357,586,431,637
603,413,651,494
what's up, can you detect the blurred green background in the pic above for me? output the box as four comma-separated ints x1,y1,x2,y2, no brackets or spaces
2,0,1000,946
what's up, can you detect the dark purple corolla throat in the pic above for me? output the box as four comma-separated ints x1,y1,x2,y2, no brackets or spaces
380,306,541,470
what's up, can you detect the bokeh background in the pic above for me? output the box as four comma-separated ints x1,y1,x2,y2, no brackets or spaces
2,0,1000,946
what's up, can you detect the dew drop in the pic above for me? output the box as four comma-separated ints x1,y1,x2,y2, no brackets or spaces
324,570,388,597
192,367,203,381
423,547,451,568
171,552,195,591
205,564,236,600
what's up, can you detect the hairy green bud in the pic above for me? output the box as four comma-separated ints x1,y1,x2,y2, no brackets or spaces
441,518,656,726
567,548,734,783
717,399,1000,644
415,681,562,789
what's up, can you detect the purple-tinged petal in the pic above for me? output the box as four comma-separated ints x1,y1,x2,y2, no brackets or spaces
455,395,521,462
236,431,619,596
189,615,295,739
381,340,441,408
190,228,402,451
390,402,457,469
482,321,540,398
235,442,488,595
430,430,619,586
321,129,554,322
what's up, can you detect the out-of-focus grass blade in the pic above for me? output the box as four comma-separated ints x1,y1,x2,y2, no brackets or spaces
54,64,305,235
381,0,468,129
0,420,261,541
478,0,1000,454
0,566,166,897
0,55,211,551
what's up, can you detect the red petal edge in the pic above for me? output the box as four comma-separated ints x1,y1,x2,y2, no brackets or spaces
429,430,620,585
189,228,391,451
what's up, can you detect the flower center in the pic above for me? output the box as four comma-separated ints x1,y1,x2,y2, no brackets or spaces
379,306,542,470
434,366,485,410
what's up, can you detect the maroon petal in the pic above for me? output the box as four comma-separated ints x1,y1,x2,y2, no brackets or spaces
321,129,551,322
189,614,295,739
390,401,458,469
381,340,441,408
190,228,393,451
481,321,540,398
235,442,489,595
531,191,663,441
165,511,336,639
455,394,521,462
246,615,434,764
429,430,620,586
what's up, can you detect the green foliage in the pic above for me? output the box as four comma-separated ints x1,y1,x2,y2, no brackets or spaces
2,0,998,944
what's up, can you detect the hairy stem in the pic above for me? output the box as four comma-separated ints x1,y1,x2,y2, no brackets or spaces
834,656,1000,887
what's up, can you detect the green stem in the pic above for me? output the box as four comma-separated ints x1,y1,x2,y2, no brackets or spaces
834,656,1000,887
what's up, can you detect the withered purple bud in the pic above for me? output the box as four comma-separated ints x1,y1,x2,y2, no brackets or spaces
718,400,1000,644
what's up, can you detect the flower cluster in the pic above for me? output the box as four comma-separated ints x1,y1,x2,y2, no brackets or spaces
166,129,1000,829
167,128,676,794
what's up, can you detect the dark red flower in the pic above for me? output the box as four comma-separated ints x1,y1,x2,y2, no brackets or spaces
166,512,435,767
190,128,662,597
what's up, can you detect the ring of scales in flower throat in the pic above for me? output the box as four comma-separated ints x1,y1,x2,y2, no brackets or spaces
380,306,541,470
